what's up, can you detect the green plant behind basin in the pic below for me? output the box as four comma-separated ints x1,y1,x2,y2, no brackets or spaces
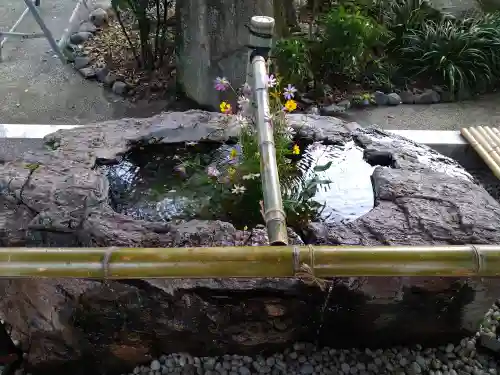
273,38,313,91
111,0,174,70
397,17,500,96
314,6,389,82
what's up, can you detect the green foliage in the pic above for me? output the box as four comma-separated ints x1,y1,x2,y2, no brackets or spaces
396,16,500,95
273,38,313,90
273,0,500,100
110,0,174,70
315,6,389,80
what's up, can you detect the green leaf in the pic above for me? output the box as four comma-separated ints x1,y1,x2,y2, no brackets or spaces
313,161,333,172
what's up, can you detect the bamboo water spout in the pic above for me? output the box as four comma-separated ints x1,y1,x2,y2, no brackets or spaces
0,245,499,278
246,16,288,246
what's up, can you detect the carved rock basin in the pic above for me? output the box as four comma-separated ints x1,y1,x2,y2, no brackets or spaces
0,110,499,375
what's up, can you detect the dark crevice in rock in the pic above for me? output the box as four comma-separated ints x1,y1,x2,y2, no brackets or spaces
0,322,23,375
363,149,395,167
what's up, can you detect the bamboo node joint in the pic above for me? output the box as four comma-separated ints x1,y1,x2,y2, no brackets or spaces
470,244,485,274
102,247,115,278
293,245,328,291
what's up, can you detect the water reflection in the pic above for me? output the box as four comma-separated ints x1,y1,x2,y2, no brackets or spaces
298,141,376,224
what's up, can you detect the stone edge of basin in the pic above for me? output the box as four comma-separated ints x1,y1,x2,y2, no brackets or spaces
0,123,484,169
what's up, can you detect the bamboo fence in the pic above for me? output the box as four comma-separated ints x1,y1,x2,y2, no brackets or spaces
460,126,500,179
0,245,498,280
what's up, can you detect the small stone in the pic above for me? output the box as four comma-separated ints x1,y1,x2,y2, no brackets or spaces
79,21,97,33
320,104,346,116
101,72,117,86
204,358,216,370
266,357,275,367
182,365,196,375
78,67,96,78
238,367,251,375
341,363,350,373
112,80,128,95
400,90,415,104
289,352,298,360
69,31,93,44
300,364,314,374
306,105,319,115
337,99,351,109
445,343,455,353
95,67,109,82
387,93,402,105
414,89,440,104
151,360,161,371
374,91,389,105
74,56,90,70
90,8,108,27
411,362,422,374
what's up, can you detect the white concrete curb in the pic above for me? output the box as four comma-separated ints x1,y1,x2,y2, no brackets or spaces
0,124,82,139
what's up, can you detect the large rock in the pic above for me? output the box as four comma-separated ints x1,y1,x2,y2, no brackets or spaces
176,0,274,109
1,111,500,374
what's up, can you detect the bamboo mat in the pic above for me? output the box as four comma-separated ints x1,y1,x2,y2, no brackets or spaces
461,126,500,180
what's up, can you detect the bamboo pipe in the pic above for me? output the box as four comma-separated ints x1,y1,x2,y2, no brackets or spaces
0,245,499,278
247,16,289,246
461,127,500,179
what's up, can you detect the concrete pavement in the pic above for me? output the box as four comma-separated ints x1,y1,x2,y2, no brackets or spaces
0,0,169,125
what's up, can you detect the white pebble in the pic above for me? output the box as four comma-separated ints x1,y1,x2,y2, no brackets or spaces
150,360,161,371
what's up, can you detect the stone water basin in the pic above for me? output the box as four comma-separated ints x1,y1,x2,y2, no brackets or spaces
2,112,500,375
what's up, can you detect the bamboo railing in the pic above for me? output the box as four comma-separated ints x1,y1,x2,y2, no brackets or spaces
461,126,500,179
0,245,498,279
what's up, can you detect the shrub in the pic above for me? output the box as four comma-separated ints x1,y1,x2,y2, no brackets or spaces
313,6,389,82
111,0,175,70
273,38,313,91
396,16,500,95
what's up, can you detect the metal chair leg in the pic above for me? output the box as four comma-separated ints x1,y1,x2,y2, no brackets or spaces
22,0,66,64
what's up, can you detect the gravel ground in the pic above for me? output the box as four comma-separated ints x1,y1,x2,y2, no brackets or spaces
118,304,500,375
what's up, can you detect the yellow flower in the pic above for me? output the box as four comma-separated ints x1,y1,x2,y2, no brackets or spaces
228,167,236,178
292,144,300,155
284,99,297,112
220,101,231,113
230,148,238,159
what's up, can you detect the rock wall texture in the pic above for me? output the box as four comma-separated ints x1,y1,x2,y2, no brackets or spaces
176,0,274,109
0,111,500,375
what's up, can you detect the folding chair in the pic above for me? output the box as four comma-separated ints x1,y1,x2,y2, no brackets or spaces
0,0,66,63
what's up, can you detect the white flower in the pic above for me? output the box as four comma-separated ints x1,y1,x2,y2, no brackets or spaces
231,184,246,194
186,141,198,146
